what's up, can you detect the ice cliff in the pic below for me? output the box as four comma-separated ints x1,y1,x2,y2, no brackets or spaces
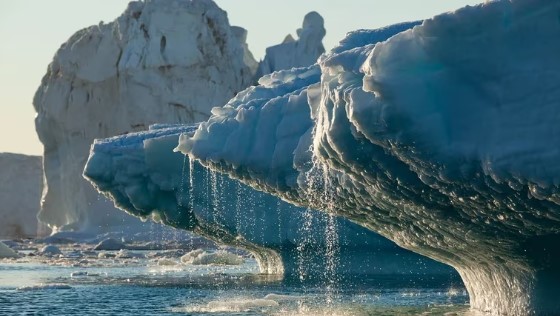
0,153,44,238
84,122,453,278
255,12,326,79
174,0,560,314
33,0,254,232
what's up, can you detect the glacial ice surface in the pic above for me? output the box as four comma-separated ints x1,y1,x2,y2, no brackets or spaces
177,0,560,314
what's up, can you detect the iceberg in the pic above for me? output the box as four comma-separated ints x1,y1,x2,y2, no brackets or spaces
256,11,326,79
0,153,44,238
84,122,454,278
173,0,560,314
33,0,254,232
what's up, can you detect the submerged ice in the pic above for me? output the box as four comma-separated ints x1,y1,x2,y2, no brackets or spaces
170,1,560,315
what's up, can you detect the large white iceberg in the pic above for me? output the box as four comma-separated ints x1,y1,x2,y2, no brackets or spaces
33,0,254,232
174,1,560,315
0,153,45,238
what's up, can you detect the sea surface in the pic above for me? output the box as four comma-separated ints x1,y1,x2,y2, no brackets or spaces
0,245,477,316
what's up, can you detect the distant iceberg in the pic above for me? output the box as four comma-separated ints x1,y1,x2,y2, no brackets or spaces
255,11,326,79
173,0,560,315
33,0,254,233
0,153,44,238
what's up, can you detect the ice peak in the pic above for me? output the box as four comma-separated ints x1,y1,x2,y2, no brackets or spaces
256,11,326,79
297,11,325,42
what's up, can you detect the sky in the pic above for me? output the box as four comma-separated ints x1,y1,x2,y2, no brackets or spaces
0,0,483,156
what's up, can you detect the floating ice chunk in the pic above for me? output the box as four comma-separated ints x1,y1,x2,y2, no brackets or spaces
180,249,204,264
71,271,105,278
39,245,62,256
115,249,145,259
0,240,19,248
187,250,244,266
17,284,72,291
94,238,126,251
0,241,19,258
157,258,178,266
97,251,116,259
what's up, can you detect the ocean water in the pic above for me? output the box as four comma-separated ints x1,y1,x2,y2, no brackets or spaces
0,246,475,316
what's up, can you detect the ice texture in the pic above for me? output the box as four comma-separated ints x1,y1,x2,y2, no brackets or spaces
176,1,560,314
33,0,255,232
84,123,453,277
255,12,326,79
0,153,44,238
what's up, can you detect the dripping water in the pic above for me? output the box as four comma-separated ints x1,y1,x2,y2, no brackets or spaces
188,156,195,210
257,196,266,245
235,183,243,235
210,170,219,224
296,207,315,284
173,155,190,242
234,184,258,249
210,170,228,230
322,162,340,304
188,155,195,250
300,146,340,306
202,166,211,223
276,200,282,252
246,188,257,243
